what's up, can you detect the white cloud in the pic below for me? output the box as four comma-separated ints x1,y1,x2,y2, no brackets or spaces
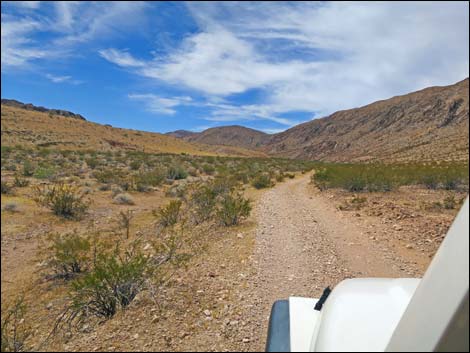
1,1,149,69
46,73,71,83
102,1,469,123
128,94,193,115
99,49,145,68
45,73,82,84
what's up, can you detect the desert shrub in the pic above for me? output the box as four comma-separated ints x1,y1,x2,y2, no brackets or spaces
251,174,272,189
111,185,124,197
98,184,111,191
190,185,217,224
135,170,165,191
167,165,188,180
113,193,135,205
1,295,31,352
210,177,237,195
129,160,141,171
422,174,439,190
216,192,252,226
275,173,285,182
201,163,215,175
3,202,19,213
13,176,29,188
33,183,90,219
22,160,34,177
46,232,91,280
33,166,56,180
93,168,125,184
1,181,13,194
154,200,182,227
68,242,150,319
118,210,133,239
443,195,456,209
85,157,99,169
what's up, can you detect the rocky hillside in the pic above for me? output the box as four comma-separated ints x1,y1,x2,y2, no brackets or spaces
166,130,197,139
171,125,270,149
265,78,469,162
168,78,469,162
1,98,87,121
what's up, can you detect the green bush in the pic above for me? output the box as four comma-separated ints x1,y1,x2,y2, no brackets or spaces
216,192,252,226
22,160,34,177
201,163,215,175
167,165,188,180
251,174,272,189
1,295,31,352
33,166,56,180
69,242,149,318
190,185,217,224
154,200,182,227
443,195,456,209
46,232,91,279
33,183,90,219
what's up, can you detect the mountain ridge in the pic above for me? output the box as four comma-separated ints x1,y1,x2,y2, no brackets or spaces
169,78,469,162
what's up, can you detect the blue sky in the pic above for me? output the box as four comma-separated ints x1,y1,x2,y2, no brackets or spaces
1,1,469,134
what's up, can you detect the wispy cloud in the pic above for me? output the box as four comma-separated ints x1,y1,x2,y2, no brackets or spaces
101,2,469,125
128,94,193,115
45,73,83,85
1,1,149,70
99,49,145,68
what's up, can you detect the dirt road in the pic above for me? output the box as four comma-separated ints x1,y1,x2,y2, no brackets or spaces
244,173,422,351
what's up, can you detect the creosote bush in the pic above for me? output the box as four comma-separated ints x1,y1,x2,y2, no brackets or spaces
1,295,31,352
251,174,273,189
33,183,90,219
46,232,91,279
166,165,188,180
216,192,252,226
190,185,217,224
155,200,182,227
69,241,149,319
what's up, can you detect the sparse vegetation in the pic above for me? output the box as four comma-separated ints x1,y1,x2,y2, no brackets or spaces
216,192,252,226
45,232,91,280
113,193,135,205
1,180,13,194
1,295,31,352
313,162,469,192
251,174,273,189
33,183,90,219
155,200,182,228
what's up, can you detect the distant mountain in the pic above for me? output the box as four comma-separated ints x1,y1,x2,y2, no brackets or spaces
178,125,270,149
1,98,87,121
165,130,197,139
167,78,469,162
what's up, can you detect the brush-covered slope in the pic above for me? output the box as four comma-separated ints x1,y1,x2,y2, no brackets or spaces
0,104,265,157
265,78,469,162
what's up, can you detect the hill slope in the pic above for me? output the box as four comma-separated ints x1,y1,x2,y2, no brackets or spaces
170,125,270,149
265,78,469,162
168,79,469,162
0,105,265,157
